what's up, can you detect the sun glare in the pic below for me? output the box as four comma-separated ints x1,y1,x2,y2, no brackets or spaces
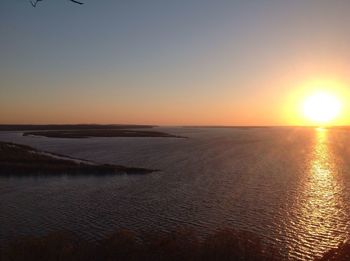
303,92,341,124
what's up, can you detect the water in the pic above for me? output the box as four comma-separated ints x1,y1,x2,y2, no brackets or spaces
1,127,350,260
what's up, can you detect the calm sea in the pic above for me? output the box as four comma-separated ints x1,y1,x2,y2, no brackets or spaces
1,127,350,260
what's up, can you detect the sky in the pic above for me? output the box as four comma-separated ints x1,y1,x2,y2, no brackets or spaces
1,0,350,125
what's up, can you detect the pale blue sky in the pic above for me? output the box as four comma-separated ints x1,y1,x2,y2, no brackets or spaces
1,1,350,125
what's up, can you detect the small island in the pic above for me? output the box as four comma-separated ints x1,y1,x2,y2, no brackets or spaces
0,142,155,176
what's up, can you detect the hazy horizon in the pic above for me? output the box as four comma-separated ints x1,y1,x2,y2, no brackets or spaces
1,123,348,128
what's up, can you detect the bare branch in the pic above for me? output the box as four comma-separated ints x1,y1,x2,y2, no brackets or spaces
70,0,84,4
30,0,84,7
30,0,42,7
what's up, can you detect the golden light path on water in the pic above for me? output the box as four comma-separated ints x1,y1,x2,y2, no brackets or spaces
288,128,349,260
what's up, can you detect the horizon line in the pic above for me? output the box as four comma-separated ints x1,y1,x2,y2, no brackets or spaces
0,123,348,128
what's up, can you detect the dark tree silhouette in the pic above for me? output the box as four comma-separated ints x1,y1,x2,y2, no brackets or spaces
30,0,84,7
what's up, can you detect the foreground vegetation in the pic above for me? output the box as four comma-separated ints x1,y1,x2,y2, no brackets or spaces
0,142,154,175
1,227,349,260
0,228,282,261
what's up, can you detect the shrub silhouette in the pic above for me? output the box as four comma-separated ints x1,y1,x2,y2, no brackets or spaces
97,230,141,261
201,229,279,261
1,231,93,261
140,228,200,261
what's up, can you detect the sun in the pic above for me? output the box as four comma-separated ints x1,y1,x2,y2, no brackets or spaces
303,91,341,124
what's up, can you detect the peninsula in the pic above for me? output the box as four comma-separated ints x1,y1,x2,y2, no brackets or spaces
0,142,154,176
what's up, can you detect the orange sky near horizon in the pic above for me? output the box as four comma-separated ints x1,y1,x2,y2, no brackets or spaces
2,75,350,126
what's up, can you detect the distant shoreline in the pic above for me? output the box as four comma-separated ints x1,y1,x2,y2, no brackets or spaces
22,129,184,139
2,124,349,130
0,124,156,131
0,142,155,176
0,124,185,139
182,125,271,129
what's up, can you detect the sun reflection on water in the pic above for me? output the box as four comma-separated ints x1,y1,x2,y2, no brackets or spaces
288,128,348,260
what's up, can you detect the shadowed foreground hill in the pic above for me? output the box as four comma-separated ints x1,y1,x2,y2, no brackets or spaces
1,228,348,260
1,228,282,261
0,142,154,175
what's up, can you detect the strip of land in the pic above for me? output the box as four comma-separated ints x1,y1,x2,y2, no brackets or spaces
23,129,183,139
0,142,154,176
0,124,184,138
0,124,155,131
